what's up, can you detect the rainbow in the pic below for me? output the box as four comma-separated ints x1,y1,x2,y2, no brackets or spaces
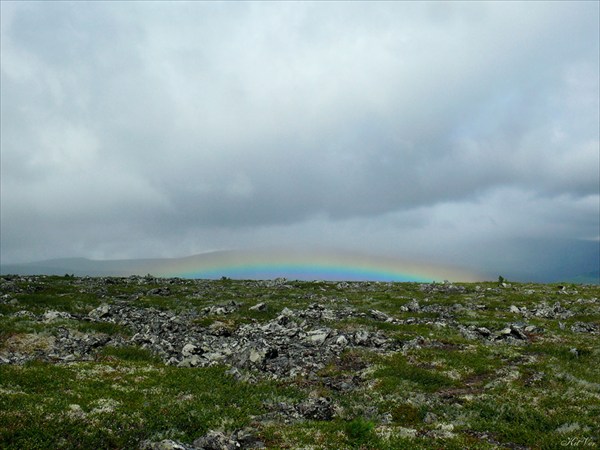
143,249,482,282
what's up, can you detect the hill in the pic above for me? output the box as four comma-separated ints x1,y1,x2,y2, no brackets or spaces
1,275,598,448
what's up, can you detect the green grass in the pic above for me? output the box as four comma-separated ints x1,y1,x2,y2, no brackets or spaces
1,276,599,449
374,353,458,393
0,361,303,449
99,345,162,363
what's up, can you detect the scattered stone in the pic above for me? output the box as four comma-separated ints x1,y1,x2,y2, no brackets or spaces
495,325,528,341
280,307,294,316
335,335,348,346
89,304,111,320
207,321,233,336
202,301,240,316
473,327,490,338
42,310,72,322
192,431,238,450
13,310,37,319
178,355,203,368
571,322,599,334
531,302,573,319
249,302,267,312
140,439,191,450
296,397,334,420
306,329,330,345
146,287,171,296
353,330,370,345
370,309,391,321
402,299,420,312
181,343,198,357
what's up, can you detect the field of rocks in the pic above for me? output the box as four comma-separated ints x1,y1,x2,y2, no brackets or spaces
1,275,598,449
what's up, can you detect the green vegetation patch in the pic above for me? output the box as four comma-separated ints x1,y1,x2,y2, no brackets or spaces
0,361,302,449
374,352,458,393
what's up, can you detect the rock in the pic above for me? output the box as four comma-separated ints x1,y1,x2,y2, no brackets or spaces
42,310,72,322
178,355,203,368
336,335,348,346
509,325,528,340
571,322,599,334
204,352,226,362
532,301,573,319
232,428,265,449
237,346,269,367
0,279,400,379
146,287,171,296
401,299,420,312
140,439,190,450
370,310,391,321
475,327,491,337
280,307,294,316
509,305,521,314
296,397,334,420
192,431,238,450
13,310,36,319
306,329,330,345
495,325,527,341
202,302,240,316
89,304,110,319
182,343,198,357
249,302,267,312
353,330,370,345
208,321,232,336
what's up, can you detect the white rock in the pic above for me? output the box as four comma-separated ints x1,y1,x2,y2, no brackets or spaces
336,335,348,346
43,310,71,322
89,304,110,319
354,330,370,345
178,355,202,367
306,330,329,345
281,307,294,316
249,302,267,311
249,348,265,364
182,343,197,357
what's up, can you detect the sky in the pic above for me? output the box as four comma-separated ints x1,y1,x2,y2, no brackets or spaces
1,1,599,282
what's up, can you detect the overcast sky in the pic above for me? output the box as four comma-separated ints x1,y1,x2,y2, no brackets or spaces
1,1,599,281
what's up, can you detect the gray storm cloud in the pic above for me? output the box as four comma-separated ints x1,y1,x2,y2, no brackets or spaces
1,1,598,281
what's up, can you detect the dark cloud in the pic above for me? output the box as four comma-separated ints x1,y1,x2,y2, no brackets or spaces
1,2,598,280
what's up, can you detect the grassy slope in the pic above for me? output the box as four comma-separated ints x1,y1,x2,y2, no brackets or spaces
0,276,598,449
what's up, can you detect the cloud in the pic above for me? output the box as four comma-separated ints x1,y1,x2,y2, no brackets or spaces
1,1,598,280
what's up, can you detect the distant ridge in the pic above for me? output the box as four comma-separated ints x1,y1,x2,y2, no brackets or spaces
2,249,597,284
0,256,169,278
0,250,481,283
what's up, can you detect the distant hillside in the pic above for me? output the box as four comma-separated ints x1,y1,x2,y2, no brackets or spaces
1,249,598,284
0,251,480,283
